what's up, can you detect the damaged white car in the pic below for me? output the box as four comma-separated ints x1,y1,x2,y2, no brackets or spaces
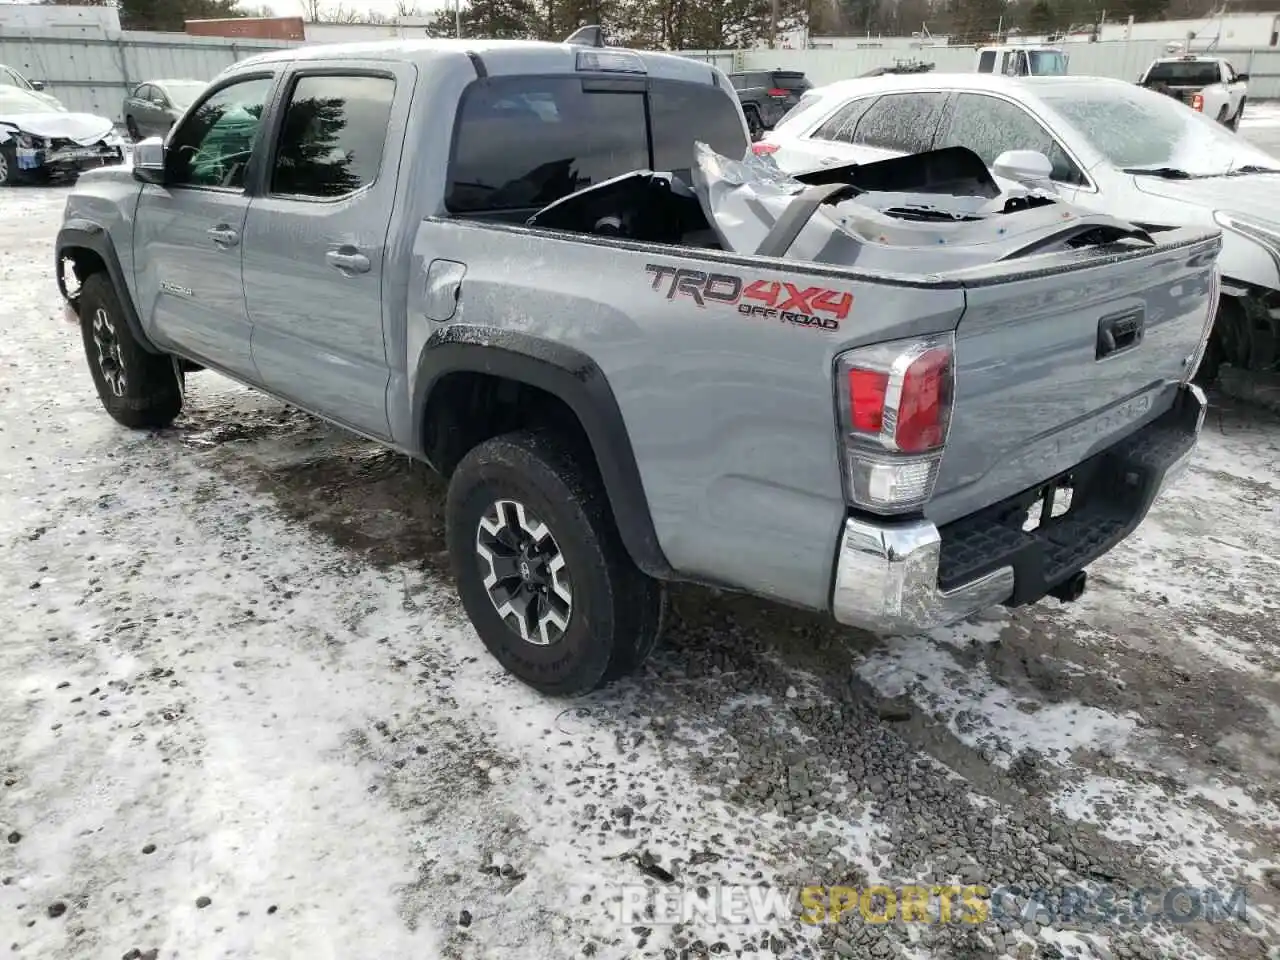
0,87,125,185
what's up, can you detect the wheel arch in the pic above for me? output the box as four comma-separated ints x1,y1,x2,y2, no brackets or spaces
413,325,674,580
55,221,162,354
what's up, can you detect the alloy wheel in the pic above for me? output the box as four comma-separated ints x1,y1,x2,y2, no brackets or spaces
475,498,573,646
92,307,127,397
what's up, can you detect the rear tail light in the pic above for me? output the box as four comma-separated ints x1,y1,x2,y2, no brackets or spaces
1191,92,1204,112
834,335,955,513
1185,269,1221,383
750,142,780,156
768,87,790,97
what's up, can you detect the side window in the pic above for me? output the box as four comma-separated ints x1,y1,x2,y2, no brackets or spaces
851,93,947,152
132,83,149,100
649,80,747,173
270,74,395,200
167,76,273,190
978,51,996,73
150,86,169,105
811,97,874,143
447,76,648,214
935,93,1086,186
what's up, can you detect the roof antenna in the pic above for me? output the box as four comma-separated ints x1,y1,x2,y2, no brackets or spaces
565,25,607,47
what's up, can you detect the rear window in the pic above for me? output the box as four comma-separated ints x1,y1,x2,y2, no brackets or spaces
649,79,747,175
774,90,825,130
447,77,648,213
447,75,746,215
1145,60,1220,86
770,71,811,91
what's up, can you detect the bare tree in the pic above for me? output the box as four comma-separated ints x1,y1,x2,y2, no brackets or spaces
394,0,423,15
301,0,325,21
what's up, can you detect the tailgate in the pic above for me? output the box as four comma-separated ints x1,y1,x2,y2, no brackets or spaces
926,230,1219,526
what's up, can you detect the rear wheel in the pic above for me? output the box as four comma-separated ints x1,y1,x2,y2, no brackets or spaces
125,116,140,141
1217,104,1230,125
744,106,764,142
77,273,183,428
445,430,665,696
1231,98,1246,131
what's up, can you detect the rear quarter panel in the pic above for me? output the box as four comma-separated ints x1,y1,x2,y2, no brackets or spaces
408,219,968,610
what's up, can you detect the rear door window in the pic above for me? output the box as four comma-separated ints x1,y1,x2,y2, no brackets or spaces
978,50,996,72
850,92,947,152
447,77,647,214
811,96,875,143
649,79,747,174
270,73,396,199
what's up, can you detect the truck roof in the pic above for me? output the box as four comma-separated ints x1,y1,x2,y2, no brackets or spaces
234,38,723,86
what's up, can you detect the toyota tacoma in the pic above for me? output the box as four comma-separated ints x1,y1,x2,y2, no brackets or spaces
55,36,1220,695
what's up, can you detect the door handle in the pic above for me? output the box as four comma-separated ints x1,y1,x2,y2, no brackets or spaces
326,248,371,275
1096,309,1145,360
207,225,239,248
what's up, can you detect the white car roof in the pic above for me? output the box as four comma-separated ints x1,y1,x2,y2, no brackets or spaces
804,73,1135,101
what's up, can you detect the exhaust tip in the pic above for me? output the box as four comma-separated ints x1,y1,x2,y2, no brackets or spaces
1050,571,1087,604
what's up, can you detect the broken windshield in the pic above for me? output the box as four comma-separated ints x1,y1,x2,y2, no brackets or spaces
1040,84,1278,177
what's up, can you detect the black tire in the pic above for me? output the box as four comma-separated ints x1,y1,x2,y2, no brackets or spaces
125,116,140,141
0,143,21,186
1217,104,1230,125
744,106,764,142
1231,98,1245,131
445,430,665,696
77,272,183,428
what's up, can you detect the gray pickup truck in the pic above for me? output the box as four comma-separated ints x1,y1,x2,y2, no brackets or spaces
56,38,1219,696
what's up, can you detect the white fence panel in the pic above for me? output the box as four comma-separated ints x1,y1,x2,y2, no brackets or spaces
737,40,1280,98
0,30,295,121
4,28,1280,126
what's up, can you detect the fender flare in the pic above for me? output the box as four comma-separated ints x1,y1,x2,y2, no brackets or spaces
413,325,674,580
55,220,161,354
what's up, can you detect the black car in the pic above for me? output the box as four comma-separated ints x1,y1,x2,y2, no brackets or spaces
727,68,812,139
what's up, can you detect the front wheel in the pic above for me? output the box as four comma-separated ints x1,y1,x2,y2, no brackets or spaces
1217,104,1231,126
0,144,21,186
1231,98,1246,131
77,272,183,428
445,430,665,696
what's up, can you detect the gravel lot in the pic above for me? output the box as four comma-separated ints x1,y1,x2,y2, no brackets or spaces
1,171,1278,960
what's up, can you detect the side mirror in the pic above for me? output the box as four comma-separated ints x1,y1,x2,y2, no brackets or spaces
992,149,1054,185
30,79,45,91
1237,72,1249,82
131,137,167,185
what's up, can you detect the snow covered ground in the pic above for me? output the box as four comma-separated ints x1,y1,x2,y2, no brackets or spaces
1,185,1278,960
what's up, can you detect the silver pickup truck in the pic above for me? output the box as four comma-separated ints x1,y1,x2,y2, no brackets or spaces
55,37,1220,696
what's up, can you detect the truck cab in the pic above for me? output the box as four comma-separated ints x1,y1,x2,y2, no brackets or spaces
976,44,1069,77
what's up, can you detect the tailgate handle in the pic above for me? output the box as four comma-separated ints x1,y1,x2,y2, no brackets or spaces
1097,309,1144,360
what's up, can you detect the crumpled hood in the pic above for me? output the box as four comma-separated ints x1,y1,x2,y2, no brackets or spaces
1134,172,1280,218
0,111,114,144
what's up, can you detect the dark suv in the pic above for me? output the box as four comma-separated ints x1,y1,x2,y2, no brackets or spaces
727,69,812,139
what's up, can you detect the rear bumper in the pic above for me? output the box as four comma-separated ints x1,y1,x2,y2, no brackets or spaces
830,384,1206,634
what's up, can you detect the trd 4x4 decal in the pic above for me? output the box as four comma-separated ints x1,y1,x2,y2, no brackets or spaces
644,264,852,332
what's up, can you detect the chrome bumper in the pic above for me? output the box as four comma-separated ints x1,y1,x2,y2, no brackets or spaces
831,384,1206,636
831,518,1016,635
